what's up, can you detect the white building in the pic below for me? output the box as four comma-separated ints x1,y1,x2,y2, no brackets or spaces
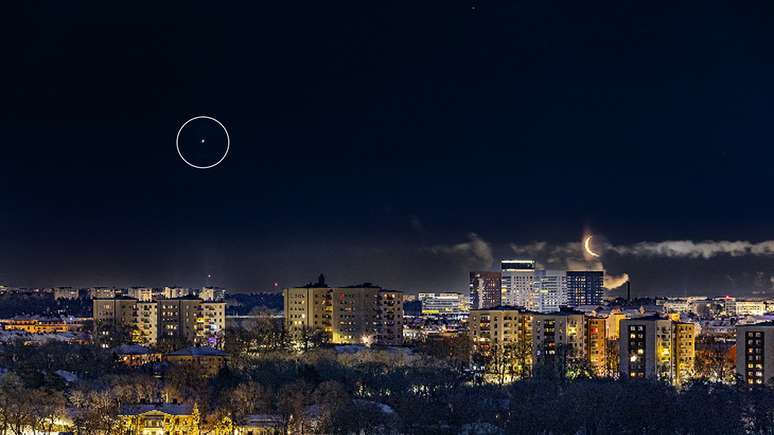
662,298,691,314
417,292,466,314
501,260,535,307
727,300,766,317
532,270,567,313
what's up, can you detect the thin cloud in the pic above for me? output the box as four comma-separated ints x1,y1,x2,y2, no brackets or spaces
429,233,494,269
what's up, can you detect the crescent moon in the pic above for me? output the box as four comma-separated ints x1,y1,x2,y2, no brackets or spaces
584,235,600,257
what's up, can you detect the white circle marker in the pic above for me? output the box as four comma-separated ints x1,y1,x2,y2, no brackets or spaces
176,116,230,169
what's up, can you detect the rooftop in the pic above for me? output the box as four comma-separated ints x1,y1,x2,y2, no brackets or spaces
119,403,194,416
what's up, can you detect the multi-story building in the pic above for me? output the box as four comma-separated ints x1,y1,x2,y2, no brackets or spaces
727,300,767,317
93,296,225,347
89,286,117,299
418,292,466,314
283,282,403,346
93,296,140,340
469,271,501,309
566,271,604,306
501,260,536,307
619,316,695,385
118,403,199,434
736,322,774,385
468,307,533,380
673,321,696,383
162,286,190,299
532,270,567,313
126,287,154,302
586,316,607,375
377,289,403,345
197,286,226,301
0,317,86,334
532,309,586,367
158,296,225,346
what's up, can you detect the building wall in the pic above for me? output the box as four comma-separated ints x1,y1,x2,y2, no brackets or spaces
283,287,331,343
736,324,774,385
619,318,690,384
378,290,403,345
673,322,696,385
501,260,536,307
94,297,225,347
418,292,464,314
469,272,501,309
532,312,586,363
586,317,607,375
566,271,604,306
283,286,402,346
532,270,567,313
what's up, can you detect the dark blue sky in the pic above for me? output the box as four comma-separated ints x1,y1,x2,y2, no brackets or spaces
3,1,774,295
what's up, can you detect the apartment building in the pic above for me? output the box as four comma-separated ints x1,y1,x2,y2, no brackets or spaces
93,295,225,347
736,322,774,385
283,281,403,346
619,316,695,385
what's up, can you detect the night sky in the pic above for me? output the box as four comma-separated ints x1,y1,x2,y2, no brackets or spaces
4,1,774,296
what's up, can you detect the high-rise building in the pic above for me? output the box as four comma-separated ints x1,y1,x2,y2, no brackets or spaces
468,307,533,381
532,270,567,313
93,295,225,347
469,271,501,309
501,260,535,307
735,322,774,385
283,281,403,346
418,292,466,314
566,271,604,306
532,309,586,367
586,316,608,375
619,316,695,385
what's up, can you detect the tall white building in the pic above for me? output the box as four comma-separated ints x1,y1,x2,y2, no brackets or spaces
501,260,535,307
532,270,567,313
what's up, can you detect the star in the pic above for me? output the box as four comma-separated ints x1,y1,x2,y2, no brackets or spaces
201,139,205,143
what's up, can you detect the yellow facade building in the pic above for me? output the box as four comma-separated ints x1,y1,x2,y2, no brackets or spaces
283,281,403,346
93,296,225,347
118,403,199,435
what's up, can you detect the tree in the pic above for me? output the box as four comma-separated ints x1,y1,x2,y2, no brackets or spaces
602,338,620,379
695,333,734,383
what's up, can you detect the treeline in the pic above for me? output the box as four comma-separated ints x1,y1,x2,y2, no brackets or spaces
0,325,772,434
1,338,774,434
0,292,91,318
